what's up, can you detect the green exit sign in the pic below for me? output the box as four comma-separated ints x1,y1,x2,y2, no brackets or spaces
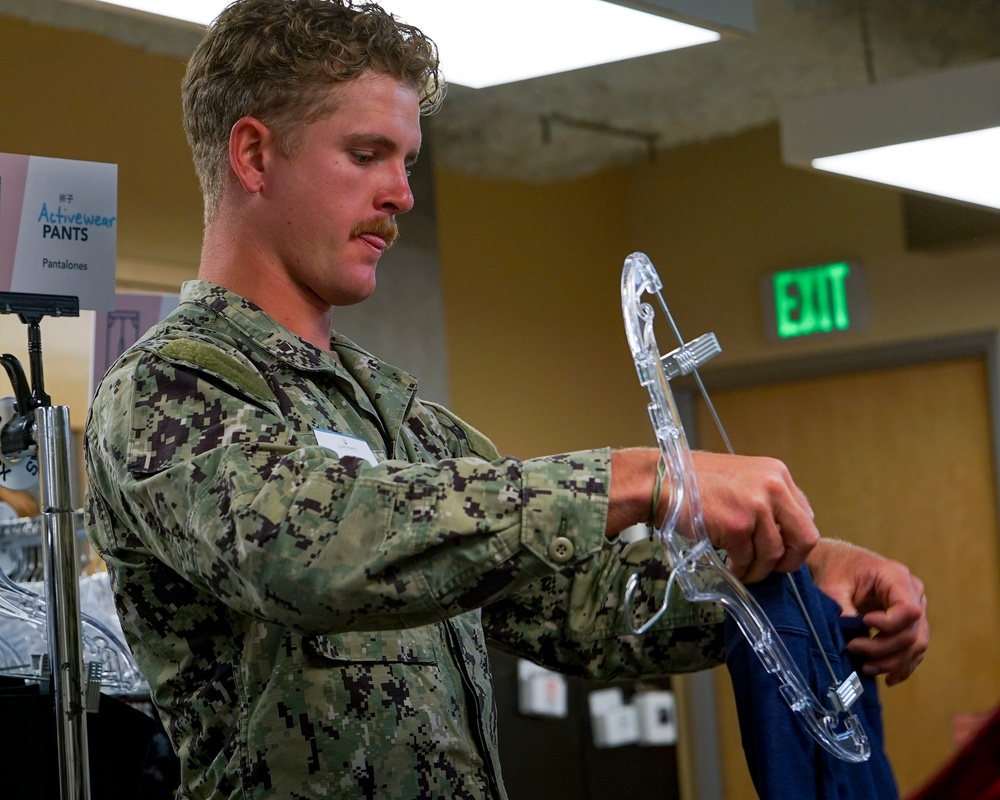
762,261,868,341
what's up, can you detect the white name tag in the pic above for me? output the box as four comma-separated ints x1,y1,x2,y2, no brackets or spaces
313,428,378,466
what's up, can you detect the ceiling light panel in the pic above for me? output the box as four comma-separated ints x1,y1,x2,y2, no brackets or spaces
81,0,722,87
781,59,1000,211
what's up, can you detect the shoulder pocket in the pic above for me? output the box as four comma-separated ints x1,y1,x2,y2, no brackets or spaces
155,337,280,413
125,340,284,474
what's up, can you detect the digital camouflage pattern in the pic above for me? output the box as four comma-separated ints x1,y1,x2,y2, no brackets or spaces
85,280,724,799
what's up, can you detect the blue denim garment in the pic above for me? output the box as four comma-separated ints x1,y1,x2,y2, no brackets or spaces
725,566,898,800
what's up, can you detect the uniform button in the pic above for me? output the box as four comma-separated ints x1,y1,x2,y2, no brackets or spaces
548,536,574,563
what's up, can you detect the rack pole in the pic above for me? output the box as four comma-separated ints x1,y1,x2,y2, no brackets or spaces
38,404,91,800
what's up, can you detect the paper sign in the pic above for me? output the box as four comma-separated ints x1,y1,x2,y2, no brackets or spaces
91,291,179,396
313,428,378,466
0,152,117,311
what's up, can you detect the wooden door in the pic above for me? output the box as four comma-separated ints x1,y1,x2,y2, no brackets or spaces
694,354,1000,798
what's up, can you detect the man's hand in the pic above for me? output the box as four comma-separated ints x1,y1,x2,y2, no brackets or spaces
686,450,820,583
608,448,820,583
807,539,929,686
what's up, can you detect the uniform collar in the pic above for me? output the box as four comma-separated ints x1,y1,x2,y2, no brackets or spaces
178,278,419,396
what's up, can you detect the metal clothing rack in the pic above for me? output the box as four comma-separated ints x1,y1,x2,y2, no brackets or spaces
0,292,92,800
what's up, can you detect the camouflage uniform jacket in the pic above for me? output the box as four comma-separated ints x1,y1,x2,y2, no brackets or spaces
85,280,724,800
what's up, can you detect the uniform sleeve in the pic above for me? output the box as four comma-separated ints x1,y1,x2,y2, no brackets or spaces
85,348,614,635
482,536,726,678
425,400,726,677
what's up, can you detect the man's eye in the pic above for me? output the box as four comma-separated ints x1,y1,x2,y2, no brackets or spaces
352,152,375,165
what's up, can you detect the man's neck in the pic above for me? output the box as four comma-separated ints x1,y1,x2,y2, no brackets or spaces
198,219,334,351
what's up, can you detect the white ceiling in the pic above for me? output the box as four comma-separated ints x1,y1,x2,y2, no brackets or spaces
6,0,1000,182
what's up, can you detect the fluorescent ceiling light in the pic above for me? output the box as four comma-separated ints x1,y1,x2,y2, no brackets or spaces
781,59,1000,211
375,1,721,87
83,0,722,88
813,128,1000,211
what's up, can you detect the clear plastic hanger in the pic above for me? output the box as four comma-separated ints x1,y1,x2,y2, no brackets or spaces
0,514,145,695
620,251,870,763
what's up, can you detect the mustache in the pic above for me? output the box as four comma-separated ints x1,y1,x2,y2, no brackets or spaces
351,216,399,249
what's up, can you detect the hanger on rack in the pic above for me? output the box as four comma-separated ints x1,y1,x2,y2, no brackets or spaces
0,514,145,695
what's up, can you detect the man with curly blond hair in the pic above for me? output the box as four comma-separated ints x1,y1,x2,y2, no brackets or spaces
85,2,928,797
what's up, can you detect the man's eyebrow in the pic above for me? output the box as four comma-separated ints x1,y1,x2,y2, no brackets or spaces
345,132,420,165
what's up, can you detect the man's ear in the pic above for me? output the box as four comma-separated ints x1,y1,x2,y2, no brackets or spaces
229,116,273,195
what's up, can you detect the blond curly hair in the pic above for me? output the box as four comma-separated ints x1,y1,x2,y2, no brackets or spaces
182,0,445,222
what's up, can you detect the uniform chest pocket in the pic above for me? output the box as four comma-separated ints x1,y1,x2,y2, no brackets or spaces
304,629,439,665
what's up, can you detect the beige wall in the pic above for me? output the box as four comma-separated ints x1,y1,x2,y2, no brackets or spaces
436,128,1000,795
0,14,203,419
628,126,1000,364
434,167,654,457
0,17,203,271
438,125,1000,456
